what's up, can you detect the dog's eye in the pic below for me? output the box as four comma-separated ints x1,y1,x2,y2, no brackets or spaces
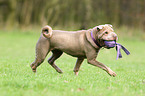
105,32,108,34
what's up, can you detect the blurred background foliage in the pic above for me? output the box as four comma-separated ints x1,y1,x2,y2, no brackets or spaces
0,0,145,32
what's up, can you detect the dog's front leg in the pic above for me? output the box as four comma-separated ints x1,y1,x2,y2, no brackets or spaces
73,58,84,76
87,58,117,77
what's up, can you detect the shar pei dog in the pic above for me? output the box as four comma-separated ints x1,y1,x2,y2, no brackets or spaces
30,24,118,77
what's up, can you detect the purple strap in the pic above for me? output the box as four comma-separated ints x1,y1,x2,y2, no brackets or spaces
91,31,102,48
116,43,130,60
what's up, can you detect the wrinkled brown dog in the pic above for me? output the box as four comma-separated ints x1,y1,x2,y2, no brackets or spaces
30,24,118,77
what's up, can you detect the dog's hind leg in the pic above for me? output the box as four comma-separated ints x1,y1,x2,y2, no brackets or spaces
30,38,50,72
48,50,63,73
73,58,84,75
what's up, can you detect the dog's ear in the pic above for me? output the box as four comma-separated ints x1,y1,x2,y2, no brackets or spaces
97,26,103,31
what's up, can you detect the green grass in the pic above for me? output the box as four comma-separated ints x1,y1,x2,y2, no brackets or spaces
0,31,145,96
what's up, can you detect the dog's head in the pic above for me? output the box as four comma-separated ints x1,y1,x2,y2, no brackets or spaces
93,24,118,48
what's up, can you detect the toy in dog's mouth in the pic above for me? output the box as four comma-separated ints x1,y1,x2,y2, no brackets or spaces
104,40,116,48
104,40,130,60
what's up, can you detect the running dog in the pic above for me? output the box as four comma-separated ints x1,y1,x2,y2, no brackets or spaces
30,24,118,77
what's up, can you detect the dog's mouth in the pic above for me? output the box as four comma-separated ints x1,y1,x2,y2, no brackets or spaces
101,40,116,49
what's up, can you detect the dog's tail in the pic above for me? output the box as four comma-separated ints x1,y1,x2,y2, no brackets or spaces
42,25,52,38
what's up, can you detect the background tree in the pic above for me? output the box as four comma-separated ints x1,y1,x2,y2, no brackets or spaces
0,0,145,30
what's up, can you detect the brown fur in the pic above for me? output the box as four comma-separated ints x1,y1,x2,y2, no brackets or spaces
30,24,118,77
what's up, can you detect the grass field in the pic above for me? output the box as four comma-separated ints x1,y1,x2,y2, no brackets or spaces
0,30,145,96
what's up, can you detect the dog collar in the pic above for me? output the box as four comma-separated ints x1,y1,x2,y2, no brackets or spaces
91,31,102,48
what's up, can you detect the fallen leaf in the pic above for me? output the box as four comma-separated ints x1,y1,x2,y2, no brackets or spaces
64,80,68,83
77,88,84,92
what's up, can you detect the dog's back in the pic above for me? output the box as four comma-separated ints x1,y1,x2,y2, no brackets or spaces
49,30,86,57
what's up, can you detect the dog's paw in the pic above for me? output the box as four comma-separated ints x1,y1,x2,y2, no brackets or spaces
30,64,37,73
55,68,63,73
74,72,79,76
111,72,117,77
107,68,117,77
